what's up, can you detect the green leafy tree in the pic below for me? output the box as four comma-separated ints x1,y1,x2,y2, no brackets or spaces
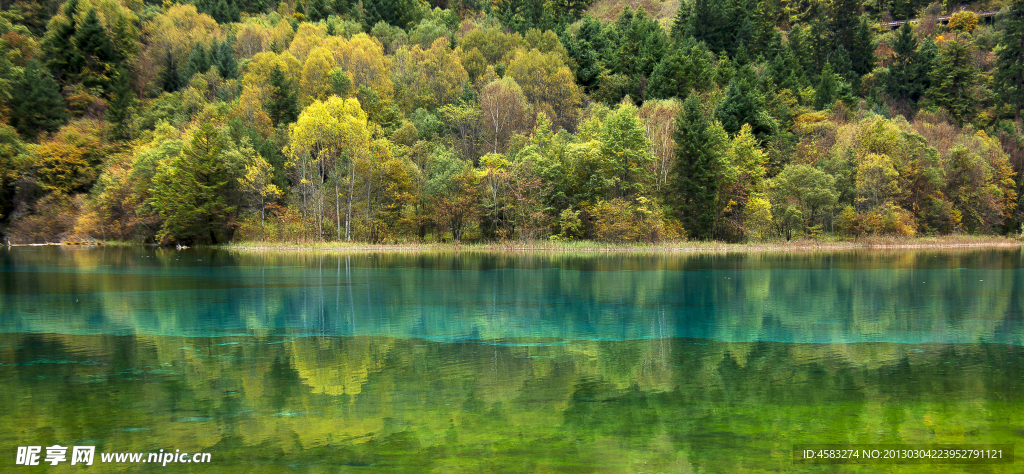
669,94,728,239
769,164,838,237
599,103,656,198
10,59,68,139
150,124,237,244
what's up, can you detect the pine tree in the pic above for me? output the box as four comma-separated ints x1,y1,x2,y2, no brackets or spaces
669,94,728,239
814,62,841,110
715,65,778,139
648,38,715,99
827,46,857,87
884,22,922,103
150,123,236,244
850,18,874,77
107,67,136,139
686,0,728,52
995,0,1024,123
73,8,118,91
161,51,183,92
41,0,82,83
184,43,210,81
212,39,238,79
11,59,68,139
928,38,980,126
267,65,298,126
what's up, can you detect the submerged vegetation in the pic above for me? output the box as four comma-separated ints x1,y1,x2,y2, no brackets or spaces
0,0,1023,245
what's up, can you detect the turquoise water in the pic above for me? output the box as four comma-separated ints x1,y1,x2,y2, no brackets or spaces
1,247,1022,472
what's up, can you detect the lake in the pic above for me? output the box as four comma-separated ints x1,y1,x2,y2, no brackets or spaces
1,246,1021,472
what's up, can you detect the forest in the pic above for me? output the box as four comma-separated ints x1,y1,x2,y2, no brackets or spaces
0,0,1023,244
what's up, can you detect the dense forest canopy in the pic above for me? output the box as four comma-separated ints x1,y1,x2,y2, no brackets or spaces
0,0,1022,244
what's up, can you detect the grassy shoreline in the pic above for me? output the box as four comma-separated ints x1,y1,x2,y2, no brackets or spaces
216,235,1023,254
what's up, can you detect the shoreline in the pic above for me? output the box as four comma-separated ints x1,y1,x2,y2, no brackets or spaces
216,235,1023,254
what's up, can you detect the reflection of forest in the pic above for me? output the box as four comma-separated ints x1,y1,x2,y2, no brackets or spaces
1,333,1022,473
2,247,1022,344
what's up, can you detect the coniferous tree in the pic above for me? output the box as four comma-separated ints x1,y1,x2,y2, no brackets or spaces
715,65,778,139
769,43,807,95
884,22,923,103
749,0,780,59
850,18,874,77
829,0,860,54
827,46,857,87
150,123,236,244
212,39,238,79
41,0,82,83
669,94,728,239
185,43,210,81
995,0,1024,123
161,51,183,92
648,38,716,99
74,8,118,91
928,38,980,125
917,37,939,91
814,62,842,110
267,65,298,126
11,59,68,139
107,67,136,139
686,0,728,52
670,2,690,41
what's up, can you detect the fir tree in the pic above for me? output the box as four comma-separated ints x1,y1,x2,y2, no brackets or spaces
11,59,68,139
648,38,715,99
160,51,184,92
669,94,728,239
769,42,807,95
686,0,728,52
74,8,118,91
41,0,82,83
884,22,923,103
715,65,778,139
267,65,298,126
150,123,236,244
185,43,210,81
827,46,857,87
107,67,136,139
211,39,238,79
995,0,1024,123
928,38,980,125
850,18,874,77
670,2,690,41
814,62,841,110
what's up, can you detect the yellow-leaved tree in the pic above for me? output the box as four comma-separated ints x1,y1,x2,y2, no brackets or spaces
285,96,370,241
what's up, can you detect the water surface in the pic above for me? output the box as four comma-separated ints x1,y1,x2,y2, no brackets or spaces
1,247,1022,472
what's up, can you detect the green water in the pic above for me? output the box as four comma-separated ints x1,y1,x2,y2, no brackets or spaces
1,247,1022,472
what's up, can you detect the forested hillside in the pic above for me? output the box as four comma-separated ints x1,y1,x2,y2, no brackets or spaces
0,0,1022,244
